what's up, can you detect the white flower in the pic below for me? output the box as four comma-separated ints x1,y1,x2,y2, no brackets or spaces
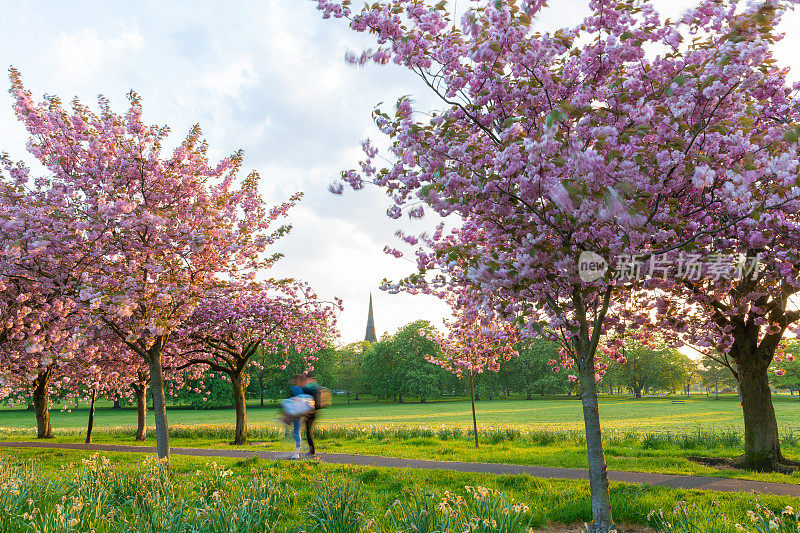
692,165,716,189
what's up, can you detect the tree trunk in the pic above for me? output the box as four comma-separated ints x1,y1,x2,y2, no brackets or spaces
470,374,479,448
146,343,170,465
633,387,642,399
578,347,613,533
231,372,248,445
736,355,785,471
113,398,121,409
526,390,532,400
133,383,147,441
85,388,97,444
32,367,54,439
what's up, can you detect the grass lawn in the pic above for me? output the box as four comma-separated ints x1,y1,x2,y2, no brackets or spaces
3,394,800,432
3,395,800,485
1,446,798,531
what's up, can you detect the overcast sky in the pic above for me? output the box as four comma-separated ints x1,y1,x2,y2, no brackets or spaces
1,0,798,344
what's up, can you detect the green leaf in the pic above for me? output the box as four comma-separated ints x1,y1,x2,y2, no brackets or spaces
546,109,566,129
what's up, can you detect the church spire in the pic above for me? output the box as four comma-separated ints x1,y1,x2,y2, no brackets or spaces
364,293,377,343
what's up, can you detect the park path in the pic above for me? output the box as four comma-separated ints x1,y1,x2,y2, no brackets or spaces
2,441,799,497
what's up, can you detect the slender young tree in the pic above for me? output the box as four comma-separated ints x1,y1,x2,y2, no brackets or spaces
0,156,93,438
426,303,518,448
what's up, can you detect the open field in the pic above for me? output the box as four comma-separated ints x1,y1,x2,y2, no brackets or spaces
3,394,800,433
3,396,800,484
2,446,799,532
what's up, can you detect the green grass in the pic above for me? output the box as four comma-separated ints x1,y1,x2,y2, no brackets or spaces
4,396,800,485
3,423,798,483
3,394,800,432
1,446,799,532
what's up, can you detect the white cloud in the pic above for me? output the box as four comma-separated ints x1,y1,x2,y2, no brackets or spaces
50,25,144,82
200,58,259,99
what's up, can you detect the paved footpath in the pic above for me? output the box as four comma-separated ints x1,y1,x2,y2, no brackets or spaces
3,441,800,497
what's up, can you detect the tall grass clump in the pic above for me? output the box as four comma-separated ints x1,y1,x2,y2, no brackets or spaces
387,486,535,533
0,454,542,532
306,478,367,533
5,423,798,455
648,501,800,533
648,501,728,533
0,455,292,532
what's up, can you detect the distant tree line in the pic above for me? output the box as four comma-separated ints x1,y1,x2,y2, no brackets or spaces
165,321,744,407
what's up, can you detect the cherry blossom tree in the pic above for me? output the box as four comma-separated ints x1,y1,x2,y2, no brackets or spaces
426,302,518,448
129,366,151,441
174,282,340,444
0,155,93,438
9,71,301,464
314,0,800,527
652,232,800,471
644,26,800,469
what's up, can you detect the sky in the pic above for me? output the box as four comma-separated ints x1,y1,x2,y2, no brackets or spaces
1,0,798,345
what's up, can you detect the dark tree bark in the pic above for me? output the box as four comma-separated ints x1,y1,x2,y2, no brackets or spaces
723,311,798,472
105,321,170,465
112,398,121,409
572,289,614,533
231,371,248,445
736,352,784,470
578,345,613,533
146,338,170,464
32,366,54,439
132,382,147,441
694,272,800,472
85,388,97,444
469,372,478,448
